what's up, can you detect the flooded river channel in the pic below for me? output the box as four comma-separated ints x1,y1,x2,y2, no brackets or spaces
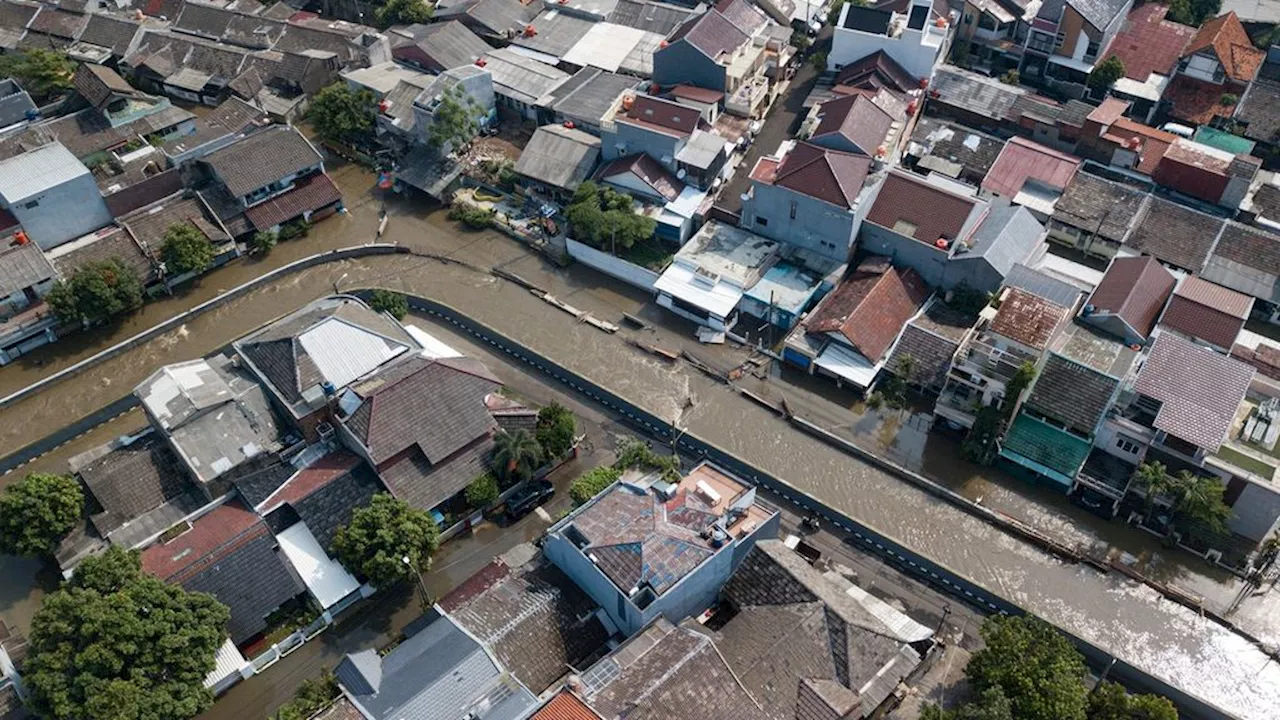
0,162,1277,718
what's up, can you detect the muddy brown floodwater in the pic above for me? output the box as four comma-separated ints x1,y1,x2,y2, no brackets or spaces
0,162,1276,718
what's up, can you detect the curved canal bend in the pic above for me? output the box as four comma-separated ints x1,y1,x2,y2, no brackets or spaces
0,168,1275,717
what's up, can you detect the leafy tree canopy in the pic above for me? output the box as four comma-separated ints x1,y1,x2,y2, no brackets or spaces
493,429,544,482
966,615,1089,720
564,181,656,252
465,472,500,509
0,49,74,103
161,223,215,276
0,472,82,556
1087,681,1179,720
571,466,621,505
1087,56,1126,91
427,84,483,153
368,289,408,320
45,257,144,325
249,230,277,255
23,546,230,720
1167,0,1220,26
307,83,376,146
375,0,432,28
331,493,439,588
536,402,577,459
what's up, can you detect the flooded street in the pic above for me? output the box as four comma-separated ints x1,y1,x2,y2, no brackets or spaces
0,161,1277,717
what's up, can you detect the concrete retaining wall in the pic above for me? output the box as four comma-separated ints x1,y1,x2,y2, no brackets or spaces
565,238,661,292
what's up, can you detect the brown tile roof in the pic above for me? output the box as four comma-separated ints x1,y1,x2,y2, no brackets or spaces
622,94,700,137
1182,11,1263,83
243,172,342,231
343,354,501,465
810,93,893,155
1051,173,1148,242
807,256,931,362
50,227,157,285
769,141,872,209
140,500,263,580
1026,353,1121,434
119,193,230,250
257,450,362,513
1125,195,1223,272
77,431,190,536
1163,74,1242,125
28,6,86,39
832,49,917,93
1086,255,1175,340
1212,221,1280,277
378,437,495,511
77,13,141,55
1106,118,1175,175
1159,275,1251,348
865,170,981,244
1105,3,1194,83
205,125,321,198
533,693,602,720
990,287,1069,350
670,84,723,104
981,136,1080,198
1134,332,1254,451
667,6,748,60
595,153,683,202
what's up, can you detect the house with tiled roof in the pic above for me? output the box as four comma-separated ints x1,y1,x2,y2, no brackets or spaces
981,136,1081,218
1201,221,1280,313
1162,11,1263,126
1047,171,1150,261
1080,255,1175,344
741,140,877,264
804,91,904,158
935,285,1073,430
1076,98,1177,175
1234,51,1280,162
859,170,1047,293
544,460,779,636
783,255,932,390
1157,274,1252,351
905,117,1006,185
1100,3,1195,121
531,691,602,720
387,21,491,74
601,93,729,191
1150,138,1261,210
885,295,979,393
1123,194,1224,273
140,499,306,644
594,153,705,243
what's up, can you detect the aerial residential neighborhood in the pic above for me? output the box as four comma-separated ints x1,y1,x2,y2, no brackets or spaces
2,0,1280,717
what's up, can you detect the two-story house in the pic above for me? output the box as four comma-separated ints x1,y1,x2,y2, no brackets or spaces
1019,0,1131,94
0,142,113,250
741,140,878,264
409,65,496,152
860,170,1048,293
830,0,953,81
955,0,1039,75
202,126,342,234
1162,12,1263,127
935,285,1073,429
542,460,780,636
601,94,729,191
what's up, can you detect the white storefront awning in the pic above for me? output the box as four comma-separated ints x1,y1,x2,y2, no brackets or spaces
814,342,879,388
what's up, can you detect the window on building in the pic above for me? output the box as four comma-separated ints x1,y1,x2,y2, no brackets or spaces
757,216,769,227
978,13,999,30
789,202,797,219
1116,436,1141,454
1085,39,1100,59
23,200,37,209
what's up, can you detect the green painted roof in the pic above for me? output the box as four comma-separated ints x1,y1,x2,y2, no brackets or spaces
1000,413,1091,486
1192,126,1256,156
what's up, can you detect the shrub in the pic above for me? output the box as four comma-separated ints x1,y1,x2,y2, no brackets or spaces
277,219,311,242
249,230,277,255
465,473,500,509
571,466,621,505
449,201,496,230
999,69,1020,85
369,289,408,320
536,402,577,459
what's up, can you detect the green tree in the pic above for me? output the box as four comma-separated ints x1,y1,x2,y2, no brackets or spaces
465,472,500,509
1004,361,1037,412
331,493,439,588
1132,461,1174,522
493,429,544,483
920,687,1013,720
614,436,679,475
966,615,1088,720
811,51,829,70
427,84,483,153
249,230,277,255
1087,681,1178,720
1167,0,1220,25
274,671,339,720
374,0,431,28
1168,470,1232,535
564,182,656,251
0,472,82,557
23,546,229,720
448,201,496,230
536,401,577,459
1087,56,1126,91
368,289,408,320
0,49,74,103
962,404,1003,464
571,466,621,505
307,83,376,146
161,223,216,276
44,257,144,325
999,69,1020,85
790,31,811,52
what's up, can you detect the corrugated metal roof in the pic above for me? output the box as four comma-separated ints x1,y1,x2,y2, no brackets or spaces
0,142,87,202
981,136,1080,198
297,316,411,391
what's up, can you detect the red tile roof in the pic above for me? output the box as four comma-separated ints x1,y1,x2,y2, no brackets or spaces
622,95,700,137
257,451,363,514
807,256,931,362
866,171,981,245
596,153,684,202
244,173,342,231
1105,3,1195,83
1160,276,1251,348
1134,332,1254,451
768,141,872,209
989,287,1069,350
1162,75,1243,125
1087,96,1129,126
532,692,603,720
140,500,265,583
1182,11,1263,83
981,136,1080,198
1086,255,1175,340
810,93,894,155
671,85,724,104
1107,118,1176,175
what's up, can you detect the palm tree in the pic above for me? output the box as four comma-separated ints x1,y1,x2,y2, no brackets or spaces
1132,462,1174,523
1169,471,1232,536
492,430,544,483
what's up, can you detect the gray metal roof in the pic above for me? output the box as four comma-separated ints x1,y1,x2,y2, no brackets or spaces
337,611,538,720
1003,263,1084,307
514,123,601,191
1067,0,1128,31
957,204,1044,278
0,142,86,202
607,0,696,33
511,8,594,58
0,241,52,297
546,67,640,124
929,66,1026,123
483,48,569,105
